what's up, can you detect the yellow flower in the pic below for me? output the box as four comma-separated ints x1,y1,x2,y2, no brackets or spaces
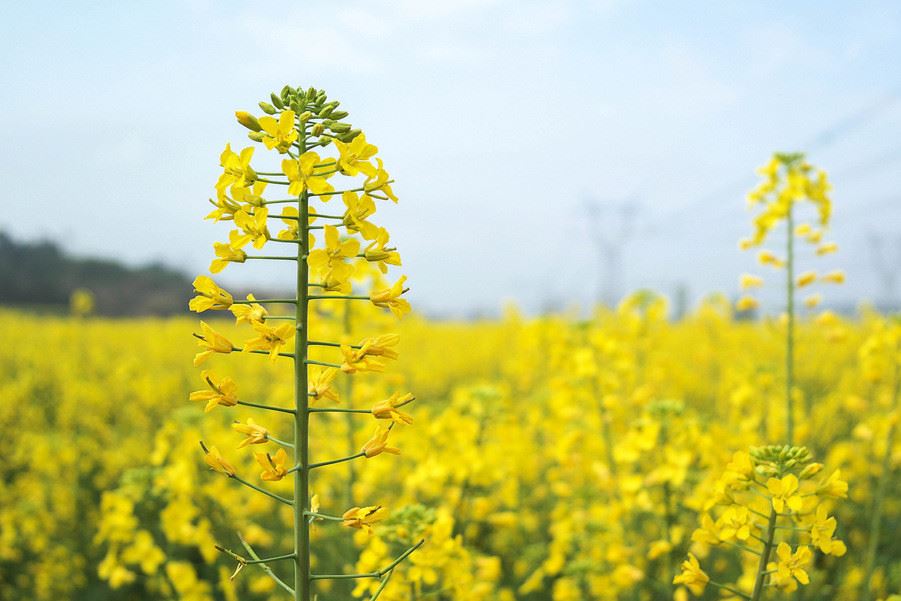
647,540,672,560
371,392,415,425
363,228,402,273
766,474,803,513
716,505,752,541
816,242,838,255
818,470,848,498
804,294,822,309
189,370,238,412
341,505,387,532
735,296,759,312
362,426,400,457
758,250,785,268
203,445,236,477
229,294,268,326
363,159,397,202
307,225,360,283
193,322,234,366
739,274,763,289
232,418,269,449
334,132,378,177
342,191,379,239
277,206,300,241
232,208,270,250
258,110,298,153
210,231,248,273
810,505,847,556
283,151,334,199
242,321,295,362
216,144,257,195
797,271,816,288
255,448,289,481
672,554,708,596
356,334,400,359
822,270,845,284
691,514,720,545
769,542,811,590
189,276,234,312
308,367,339,403
340,334,399,374
370,275,410,317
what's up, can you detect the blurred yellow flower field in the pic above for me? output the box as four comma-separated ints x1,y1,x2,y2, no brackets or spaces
1,300,898,600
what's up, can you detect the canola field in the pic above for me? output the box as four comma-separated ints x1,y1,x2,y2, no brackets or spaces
1,302,899,600
2,86,900,601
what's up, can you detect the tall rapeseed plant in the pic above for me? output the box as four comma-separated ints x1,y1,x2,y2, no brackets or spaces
189,85,421,601
675,153,848,600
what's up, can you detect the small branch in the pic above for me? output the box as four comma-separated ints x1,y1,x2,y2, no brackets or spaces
309,340,363,349
268,435,295,448
309,294,370,301
231,474,294,506
305,359,342,368
309,451,365,470
234,298,298,304
309,407,371,414
245,255,298,261
237,400,296,415
238,533,295,595
231,346,295,359
310,539,425,580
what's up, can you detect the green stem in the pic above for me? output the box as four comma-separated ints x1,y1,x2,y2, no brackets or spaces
786,202,795,445
750,509,778,601
343,301,357,507
294,128,312,601
246,255,297,261
309,407,371,414
861,357,901,598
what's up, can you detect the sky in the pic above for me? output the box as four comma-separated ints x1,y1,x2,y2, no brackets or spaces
4,0,901,317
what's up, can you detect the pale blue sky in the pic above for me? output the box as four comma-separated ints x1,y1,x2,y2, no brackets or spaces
4,1,901,315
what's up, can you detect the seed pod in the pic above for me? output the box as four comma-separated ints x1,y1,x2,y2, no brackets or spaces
259,102,277,115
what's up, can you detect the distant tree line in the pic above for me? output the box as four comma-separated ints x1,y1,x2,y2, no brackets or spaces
0,231,193,316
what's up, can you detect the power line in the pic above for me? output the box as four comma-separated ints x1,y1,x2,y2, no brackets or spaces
642,87,901,235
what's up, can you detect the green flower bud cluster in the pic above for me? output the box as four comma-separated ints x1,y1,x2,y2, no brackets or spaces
750,444,812,476
260,85,361,143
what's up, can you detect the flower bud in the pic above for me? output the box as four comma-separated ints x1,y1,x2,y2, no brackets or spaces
329,122,351,133
235,111,262,132
799,462,823,479
330,110,349,120
259,101,277,115
299,111,313,123
339,129,362,142
270,92,284,109
247,131,265,142
311,123,325,136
